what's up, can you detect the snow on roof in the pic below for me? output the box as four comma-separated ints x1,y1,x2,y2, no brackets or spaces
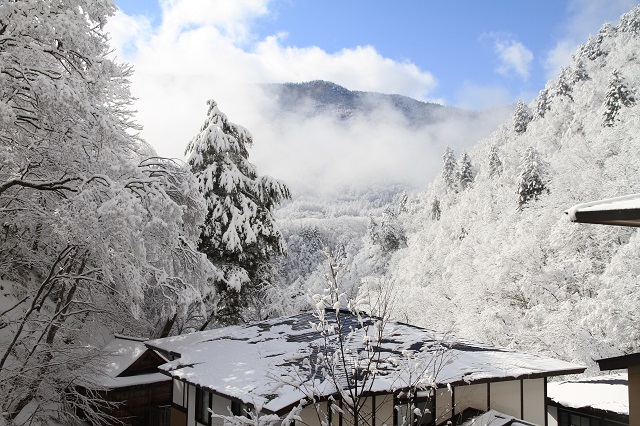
146,311,585,414
87,336,170,389
102,336,151,378
462,409,538,426
547,373,628,415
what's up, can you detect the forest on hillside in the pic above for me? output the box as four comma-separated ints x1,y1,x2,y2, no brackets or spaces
271,6,640,375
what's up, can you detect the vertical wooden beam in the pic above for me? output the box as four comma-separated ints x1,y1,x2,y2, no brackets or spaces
520,379,524,419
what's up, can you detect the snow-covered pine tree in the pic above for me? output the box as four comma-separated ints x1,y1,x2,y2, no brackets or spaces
430,197,441,221
516,147,548,209
488,145,503,178
512,100,532,134
554,67,574,100
456,151,474,190
602,69,636,127
186,100,291,326
533,87,552,120
579,27,609,61
441,146,457,191
572,58,590,83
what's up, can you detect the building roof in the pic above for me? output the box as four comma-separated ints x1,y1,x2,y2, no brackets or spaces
547,373,628,416
597,352,640,370
146,310,585,414
566,193,640,227
86,335,170,389
461,409,538,426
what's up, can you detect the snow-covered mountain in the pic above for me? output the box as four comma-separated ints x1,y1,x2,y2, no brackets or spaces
265,80,474,124
273,5,640,375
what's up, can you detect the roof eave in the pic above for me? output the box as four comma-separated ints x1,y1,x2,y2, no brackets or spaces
569,208,640,227
596,352,640,370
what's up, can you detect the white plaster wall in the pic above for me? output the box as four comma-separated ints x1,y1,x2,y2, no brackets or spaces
522,378,545,425
489,381,520,418
454,383,488,414
435,388,453,424
173,379,185,407
211,394,229,426
360,397,374,426
374,394,394,426
297,402,328,426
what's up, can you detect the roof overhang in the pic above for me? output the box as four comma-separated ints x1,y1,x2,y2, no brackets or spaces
566,194,640,227
596,352,640,370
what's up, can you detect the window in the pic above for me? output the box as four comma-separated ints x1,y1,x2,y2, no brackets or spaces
195,387,211,425
231,400,251,418
558,409,600,426
395,391,435,426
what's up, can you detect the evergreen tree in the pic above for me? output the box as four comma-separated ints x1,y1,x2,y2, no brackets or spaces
579,25,610,61
602,69,636,127
488,145,503,178
369,205,406,254
516,147,548,209
456,151,474,190
554,67,574,100
533,87,552,120
512,100,532,134
441,146,456,191
572,58,589,83
430,197,441,221
186,100,291,326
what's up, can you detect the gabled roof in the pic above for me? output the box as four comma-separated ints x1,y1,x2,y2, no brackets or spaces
87,335,170,389
461,409,538,426
547,373,628,416
146,310,584,414
566,193,640,227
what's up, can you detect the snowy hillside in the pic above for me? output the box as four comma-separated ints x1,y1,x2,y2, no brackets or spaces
270,6,640,375
373,7,640,373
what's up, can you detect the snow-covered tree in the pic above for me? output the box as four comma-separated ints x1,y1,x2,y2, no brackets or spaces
186,100,291,326
456,151,474,190
516,147,549,208
369,206,407,253
554,67,574,100
579,25,610,61
441,146,456,191
0,1,215,423
533,87,552,120
488,145,503,178
512,100,532,134
430,197,441,221
572,58,590,83
602,69,636,127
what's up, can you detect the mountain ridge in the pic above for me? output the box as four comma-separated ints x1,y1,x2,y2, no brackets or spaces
264,80,478,125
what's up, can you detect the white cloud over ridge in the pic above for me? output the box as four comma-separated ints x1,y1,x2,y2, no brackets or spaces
106,0,504,194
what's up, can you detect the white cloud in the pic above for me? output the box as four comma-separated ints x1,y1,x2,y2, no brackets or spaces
486,34,533,80
544,0,637,80
106,0,502,193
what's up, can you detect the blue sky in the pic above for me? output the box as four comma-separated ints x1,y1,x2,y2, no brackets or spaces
112,0,635,107
106,0,638,190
